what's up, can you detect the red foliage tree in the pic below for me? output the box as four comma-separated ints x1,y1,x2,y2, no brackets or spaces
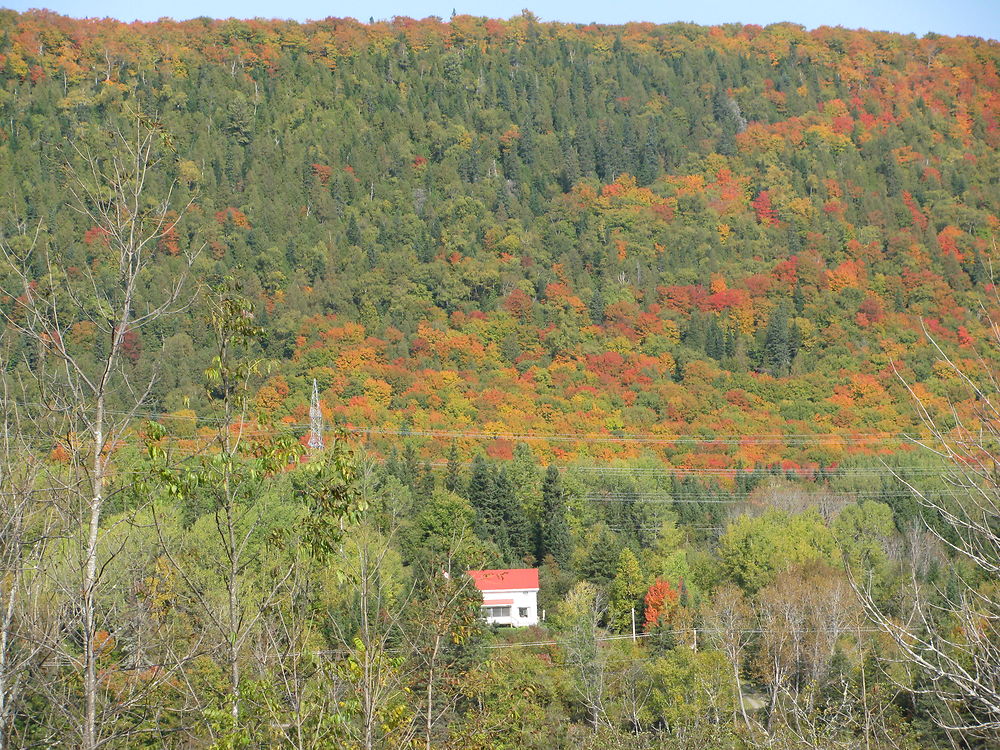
311,163,333,185
936,225,964,259
120,330,142,364
503,288,533,319
902,191,928,230
857,295,884,326
83,225,110,247
214,207,251,229
643,578,680,632
751,190,777,226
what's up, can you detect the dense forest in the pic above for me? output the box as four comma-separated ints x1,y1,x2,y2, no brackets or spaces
0,9,998,749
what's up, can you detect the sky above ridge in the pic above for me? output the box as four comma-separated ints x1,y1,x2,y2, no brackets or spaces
3,0,998,41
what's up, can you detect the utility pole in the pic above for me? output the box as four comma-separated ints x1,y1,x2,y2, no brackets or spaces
631,608,636,642
308,379,324,452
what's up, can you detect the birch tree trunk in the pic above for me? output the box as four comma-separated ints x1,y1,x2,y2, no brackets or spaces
0,104,195,749
856,315,1000,740
0,380,56,750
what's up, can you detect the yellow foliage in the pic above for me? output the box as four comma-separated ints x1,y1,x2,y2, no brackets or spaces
793,318,817,349
336,346,379,372
729,306,756,336
660,319,682,345
826,260,864,292
178,159,201,186
932,360,958,380
782,196,817,224
363,378,393,408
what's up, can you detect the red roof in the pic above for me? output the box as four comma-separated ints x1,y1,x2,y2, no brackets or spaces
468,568,539,591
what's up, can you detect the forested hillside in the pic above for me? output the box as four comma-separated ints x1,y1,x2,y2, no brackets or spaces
0,10,998,749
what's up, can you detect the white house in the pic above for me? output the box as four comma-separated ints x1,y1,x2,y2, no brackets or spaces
468,568,540,627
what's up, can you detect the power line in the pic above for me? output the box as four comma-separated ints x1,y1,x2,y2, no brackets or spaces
338,425,924,447
8,400,955,447
580,489,970,504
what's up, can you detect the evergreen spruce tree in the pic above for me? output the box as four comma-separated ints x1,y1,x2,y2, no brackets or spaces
622,119,639,175
672,358,684,383
401,443,420,491
467,454,492,508
493,467,531,564
969,248,987,286
468,456,515,561
637,131,659,185
560,139,581,191
509,442,542,533
574,126,597,177
735,461,749,494
792,282,805,314
444,441,461,493
706,316,724,359
385,447,401,483
762,304,791,375
724,328,737,358
537,465,571,567
420,460,435,498
683,310,707,351
788,319,802,362
580,526,622,585
589,286,605,325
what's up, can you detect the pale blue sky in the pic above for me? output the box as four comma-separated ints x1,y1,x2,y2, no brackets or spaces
3,0,998,41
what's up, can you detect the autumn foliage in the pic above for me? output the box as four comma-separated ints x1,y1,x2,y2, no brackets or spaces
644,578,681,632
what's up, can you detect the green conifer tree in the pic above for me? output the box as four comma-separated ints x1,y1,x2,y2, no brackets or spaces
494,467,531,564
537,465,571,567
762,304,791,375
445,441,461,493
706,316,724,359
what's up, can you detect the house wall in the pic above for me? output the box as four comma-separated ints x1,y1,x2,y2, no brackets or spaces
481,588,539,627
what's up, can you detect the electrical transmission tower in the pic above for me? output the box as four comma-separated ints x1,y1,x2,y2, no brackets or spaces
308,378,324,451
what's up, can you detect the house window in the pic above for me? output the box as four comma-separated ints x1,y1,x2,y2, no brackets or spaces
519,607,528,618
482,606,511,618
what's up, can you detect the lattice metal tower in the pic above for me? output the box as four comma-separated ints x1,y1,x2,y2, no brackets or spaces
308,378,324,451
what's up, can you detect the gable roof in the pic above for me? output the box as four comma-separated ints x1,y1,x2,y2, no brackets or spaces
468,568,539,591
